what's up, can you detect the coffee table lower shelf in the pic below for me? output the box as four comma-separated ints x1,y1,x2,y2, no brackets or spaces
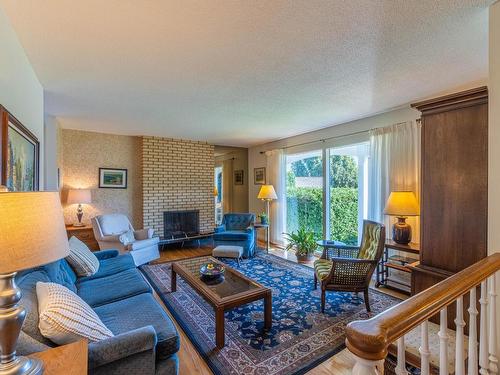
171,256,272,349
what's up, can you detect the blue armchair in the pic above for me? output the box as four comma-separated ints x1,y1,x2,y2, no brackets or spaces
213,213,256,258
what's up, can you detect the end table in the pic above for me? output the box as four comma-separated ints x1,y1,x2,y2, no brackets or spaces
254,223,270,253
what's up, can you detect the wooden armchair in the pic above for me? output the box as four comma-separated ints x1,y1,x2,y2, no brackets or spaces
313,220,385,313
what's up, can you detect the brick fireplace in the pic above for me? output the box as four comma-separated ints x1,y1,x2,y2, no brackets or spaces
142,136,215,236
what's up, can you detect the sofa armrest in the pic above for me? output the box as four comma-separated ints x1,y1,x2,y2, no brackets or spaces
93,249,119,260
214,225,226,233
88,326,157,369
134,228,154,240
245,226,254,233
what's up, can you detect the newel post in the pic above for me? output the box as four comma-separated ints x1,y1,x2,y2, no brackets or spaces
351,355,385,375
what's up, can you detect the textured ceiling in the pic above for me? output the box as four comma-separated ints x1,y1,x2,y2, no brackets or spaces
0,0,491,146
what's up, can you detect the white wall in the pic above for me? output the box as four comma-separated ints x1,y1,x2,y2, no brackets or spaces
0,7,44,188
248,107,420,216
488,0,500,347
44,115,60,190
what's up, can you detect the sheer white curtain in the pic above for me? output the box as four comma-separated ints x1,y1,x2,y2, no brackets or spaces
368,121,421,240
265,149,286,246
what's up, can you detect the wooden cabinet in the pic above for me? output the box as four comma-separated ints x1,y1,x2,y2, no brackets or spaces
66,224,100,251
29,339,87,375
410,87,488,327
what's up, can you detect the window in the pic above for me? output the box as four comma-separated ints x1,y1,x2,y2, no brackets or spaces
283,141,369,245
285,150,323,238
328,143,369,245
214,166,223,225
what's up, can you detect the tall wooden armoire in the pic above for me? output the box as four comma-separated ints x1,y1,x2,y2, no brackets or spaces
411,87,488,295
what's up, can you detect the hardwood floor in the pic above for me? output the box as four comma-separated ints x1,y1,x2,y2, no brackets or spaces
151,243,404,375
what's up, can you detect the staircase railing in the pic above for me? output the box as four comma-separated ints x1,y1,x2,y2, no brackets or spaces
346,253,500,375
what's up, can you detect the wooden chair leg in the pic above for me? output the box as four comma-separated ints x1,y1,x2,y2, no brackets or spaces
364,289,371,312
321,288,326,313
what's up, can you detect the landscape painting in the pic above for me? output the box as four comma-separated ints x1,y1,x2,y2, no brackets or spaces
0,106,39,191
99,168,128,188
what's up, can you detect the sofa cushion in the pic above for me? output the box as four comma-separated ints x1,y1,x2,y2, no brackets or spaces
77,269,151,307
213,230,251,241
67,236,100,277
94,293,180,360
78,253,136,282
41,259,77,293
37,282,114,345
223,213,255,230
16,270,56,347
97,214,131,236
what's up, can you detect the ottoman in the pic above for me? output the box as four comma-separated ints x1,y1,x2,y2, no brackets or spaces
212,245,244,265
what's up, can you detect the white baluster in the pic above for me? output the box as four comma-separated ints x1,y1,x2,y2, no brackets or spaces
455,296,466,375
489,274,498,375
479,280,489,375
396,336,409,375
419,321,431,375
468,287,479,375
439,307,449,375
351,354,384,375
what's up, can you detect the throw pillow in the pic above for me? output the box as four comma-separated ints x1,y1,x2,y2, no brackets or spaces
36,282,114,345
67,236,100,277
119,229,135,245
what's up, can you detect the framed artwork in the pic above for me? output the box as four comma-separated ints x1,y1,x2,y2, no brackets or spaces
254,167,266,185
0,106,39,191
234,169,244,185
99,168,128,189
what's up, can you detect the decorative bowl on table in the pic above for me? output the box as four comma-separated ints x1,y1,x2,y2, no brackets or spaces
200,262,225,284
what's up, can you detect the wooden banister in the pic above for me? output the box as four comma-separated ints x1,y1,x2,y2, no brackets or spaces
346,253,500,361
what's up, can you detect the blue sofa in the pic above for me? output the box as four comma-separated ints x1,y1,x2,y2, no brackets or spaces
16,250,180,375
213,213,256,258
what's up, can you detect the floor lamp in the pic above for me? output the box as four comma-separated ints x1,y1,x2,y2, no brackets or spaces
257,184,277,224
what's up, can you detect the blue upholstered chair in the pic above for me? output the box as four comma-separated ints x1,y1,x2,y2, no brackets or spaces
213,213,256,258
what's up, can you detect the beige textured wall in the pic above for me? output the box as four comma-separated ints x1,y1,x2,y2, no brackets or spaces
142,136,215,235
61,129,143,228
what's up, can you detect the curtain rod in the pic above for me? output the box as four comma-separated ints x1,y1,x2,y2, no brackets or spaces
259,119,420,154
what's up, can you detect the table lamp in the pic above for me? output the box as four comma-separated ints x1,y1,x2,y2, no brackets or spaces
257,185,277,223
67,189,92,227
0,191,70,375
384,191,420,244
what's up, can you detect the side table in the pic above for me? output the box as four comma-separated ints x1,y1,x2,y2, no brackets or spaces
376,240,420,295
29,339,87,375
66,224,99,251
254,223,270,253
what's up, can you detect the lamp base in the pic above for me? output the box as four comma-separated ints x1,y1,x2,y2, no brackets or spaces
392,217,412,245
0,356,43,375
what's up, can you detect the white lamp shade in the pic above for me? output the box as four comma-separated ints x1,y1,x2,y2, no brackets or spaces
384,191,420,216
258,185,277,200
0,192,70,274
67,189,92,204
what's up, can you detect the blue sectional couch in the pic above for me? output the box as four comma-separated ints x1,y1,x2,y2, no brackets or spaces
213,213,256,258
16,250,180,375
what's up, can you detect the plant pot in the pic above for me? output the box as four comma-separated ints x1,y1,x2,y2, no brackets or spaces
259,217,268,225
296,253,315,263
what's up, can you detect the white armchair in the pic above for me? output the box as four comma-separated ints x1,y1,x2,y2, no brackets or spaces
91,214,160,266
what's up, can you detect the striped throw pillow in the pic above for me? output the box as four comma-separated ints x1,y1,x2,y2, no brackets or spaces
67,236,99,276
36,282,114,345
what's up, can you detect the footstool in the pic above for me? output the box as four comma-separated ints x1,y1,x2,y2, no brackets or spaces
212,245,244,265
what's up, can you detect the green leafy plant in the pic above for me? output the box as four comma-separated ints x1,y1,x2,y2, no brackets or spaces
258,212,268,221
283,228,317,257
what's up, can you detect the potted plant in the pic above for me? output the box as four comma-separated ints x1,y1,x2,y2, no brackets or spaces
258,212,269,225
283,228,317,263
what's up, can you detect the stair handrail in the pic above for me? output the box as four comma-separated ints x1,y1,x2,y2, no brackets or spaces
345,253,500,361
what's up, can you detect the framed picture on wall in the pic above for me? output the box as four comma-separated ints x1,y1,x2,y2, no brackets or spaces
99,168,128,189
254,167,266,185
0,105,40,191
234,169,244,185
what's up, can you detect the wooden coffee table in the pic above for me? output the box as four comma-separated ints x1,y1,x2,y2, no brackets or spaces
171,256,272,349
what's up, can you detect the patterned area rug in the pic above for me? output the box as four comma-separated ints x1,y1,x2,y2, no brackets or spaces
141,252,401,375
